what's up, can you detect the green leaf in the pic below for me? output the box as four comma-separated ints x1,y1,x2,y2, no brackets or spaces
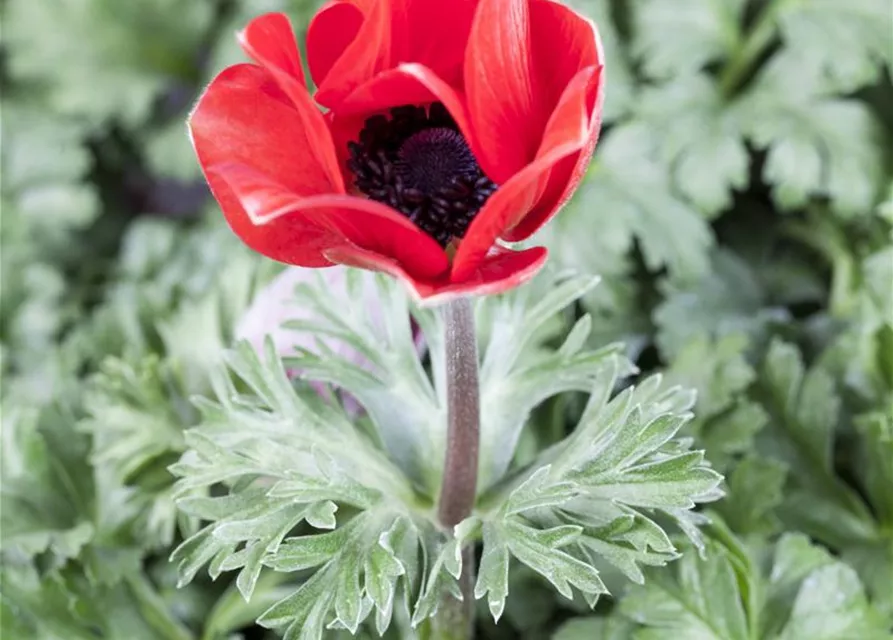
820,244,893,404
632,0,747,80
655,250,789,359
142,118,206,183
0,563,192,640
0,103,99,367
716,456,787,535
662,335,770,483
257,511,418,638
553,615,636,640
475,519,607,614
751,340,893,615
863,246,893,324
1,405,95,566
857,412,893,531
580,124,714,280
4,0,213,126
473,368,722,618
762,341,837,469
0,103,98,261
411,532,465,627
840,537,893,625
665,333,755,421
849,413,893,618
80,357,187,488
475,522,512,621
620,528,889,640
281,271,444,492
740,54,886,217
755,340,879,544
763,534,888,640
542,186,651,352
620,538,749,640
280,269,635,497
476,271,633,489
73,221,275,549
169,340,431,636
776,0,893,93
158,242,274,399
776,564,889,640
0,103,95,219
635,75,749,215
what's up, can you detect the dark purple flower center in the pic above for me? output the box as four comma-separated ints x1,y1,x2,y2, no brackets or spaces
347,104,497,247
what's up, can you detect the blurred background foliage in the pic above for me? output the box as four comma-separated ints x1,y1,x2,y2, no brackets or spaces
1,0,891,638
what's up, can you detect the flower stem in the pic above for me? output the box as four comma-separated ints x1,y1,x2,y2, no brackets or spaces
434,297,480,640
438,297,480,527
429,547,476,640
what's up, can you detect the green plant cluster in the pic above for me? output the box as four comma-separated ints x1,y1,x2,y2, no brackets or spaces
1,0,891,639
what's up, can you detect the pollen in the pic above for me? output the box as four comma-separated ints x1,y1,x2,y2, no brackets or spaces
347,104,497,247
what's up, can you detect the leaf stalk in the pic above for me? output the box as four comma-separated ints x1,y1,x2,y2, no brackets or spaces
720,0,789,96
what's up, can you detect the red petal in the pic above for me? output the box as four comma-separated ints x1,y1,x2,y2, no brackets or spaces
203,169,341,267
307,0,477,107
464,0,539,183
210,162,449,281
505,64,604,241
322,245,423,294
401,0,478,88
335,64,470,123
189,64,337,198
327,244,547,303
237,13,344,191
238,12,307,86
421,245,548,303
312,0,396,109
450,124,591,281
529,0,601,113
306,1,365,89
464,0,603,185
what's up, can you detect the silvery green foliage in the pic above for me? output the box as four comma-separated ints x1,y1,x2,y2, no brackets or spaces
75,222,277,548
436,361,724,622
474,272,634,490
170,340,424,639
278,270,629,493
3,0,214,126
1,406,95,568
280,269,445,493
170,272,723,637
753,339,893,618
618,520,889,640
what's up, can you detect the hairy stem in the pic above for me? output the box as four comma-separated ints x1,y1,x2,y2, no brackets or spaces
429,547,476,640
438,297,480,527
434,297,480,639
719,0,788,97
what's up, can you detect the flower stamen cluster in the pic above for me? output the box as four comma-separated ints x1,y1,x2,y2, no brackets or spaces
348,104,497,246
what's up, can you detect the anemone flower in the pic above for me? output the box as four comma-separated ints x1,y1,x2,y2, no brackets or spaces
190,1,604,303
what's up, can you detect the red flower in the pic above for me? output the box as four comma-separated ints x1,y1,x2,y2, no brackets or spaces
189,1,604,303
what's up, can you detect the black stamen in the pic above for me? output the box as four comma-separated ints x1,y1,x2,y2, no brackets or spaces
347,104,497,247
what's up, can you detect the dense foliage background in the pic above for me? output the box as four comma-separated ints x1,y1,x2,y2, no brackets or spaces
2,0,891,638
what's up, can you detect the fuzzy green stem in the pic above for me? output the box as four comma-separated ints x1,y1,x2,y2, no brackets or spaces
429,547,477,640
434,297,480,640
783,210,856,318
719,0,788,97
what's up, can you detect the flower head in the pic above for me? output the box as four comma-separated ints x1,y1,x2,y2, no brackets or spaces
189,1,604,303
